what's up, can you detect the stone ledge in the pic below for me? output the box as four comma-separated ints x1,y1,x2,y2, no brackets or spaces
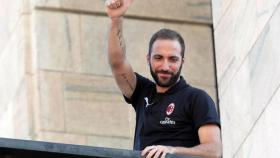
0,137,201,158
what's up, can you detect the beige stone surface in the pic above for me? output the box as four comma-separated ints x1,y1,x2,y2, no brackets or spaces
26,74,40,140
214,0,280,95
235,87,280,158
60,73,133,138
0,79,30,139
0,0,23,51
22,0,32,14
38,131,87,145
33,10,81,72
12,80,31,139
33,0,60,8
33,0,212,24
79,15,111,75
38,70,65,132
0,17,26,111
219,61,253,157
0,102,15,138
63,73,132,137
126,0,212,24
65,94,131,137
0,0,26,48
211,0,233,27
24,17,34,75
62,72,120,94
64,91,136,148
0,0,33,138
87,135,133,149
59,0,104,11
127,104,136,138
217,5,280,157
0,17,9,54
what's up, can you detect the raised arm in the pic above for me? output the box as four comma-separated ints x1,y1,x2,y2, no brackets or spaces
105,0,136,98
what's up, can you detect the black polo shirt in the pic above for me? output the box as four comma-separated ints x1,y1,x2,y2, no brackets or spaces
125,73,220,150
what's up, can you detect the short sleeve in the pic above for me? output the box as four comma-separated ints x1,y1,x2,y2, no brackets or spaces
123,73,153,109
190,90,220,130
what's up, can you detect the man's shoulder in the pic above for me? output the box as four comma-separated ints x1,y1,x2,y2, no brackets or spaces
183,84,209,96
135,73,154,86
132,73,156,97
177,84,215,105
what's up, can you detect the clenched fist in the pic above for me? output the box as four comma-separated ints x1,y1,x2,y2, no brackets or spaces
105,0,123,9
105,0,133,19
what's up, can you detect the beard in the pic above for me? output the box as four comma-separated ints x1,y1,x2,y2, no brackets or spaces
150,64,182,88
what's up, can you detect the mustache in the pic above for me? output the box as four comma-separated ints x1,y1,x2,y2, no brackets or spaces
155,70,173,75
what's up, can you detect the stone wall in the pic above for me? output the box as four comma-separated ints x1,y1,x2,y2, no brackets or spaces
0,0,33,139
212,0,280,157
0,0,217,149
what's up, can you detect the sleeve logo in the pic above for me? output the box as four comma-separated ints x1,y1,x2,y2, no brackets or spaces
144,97,152,108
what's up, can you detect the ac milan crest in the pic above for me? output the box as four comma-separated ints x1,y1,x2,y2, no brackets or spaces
166,103,175,115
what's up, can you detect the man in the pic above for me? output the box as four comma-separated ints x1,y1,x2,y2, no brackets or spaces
105,0,222,157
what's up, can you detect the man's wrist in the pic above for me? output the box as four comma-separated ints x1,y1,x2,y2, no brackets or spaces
169,146,177,154
110,17,123,23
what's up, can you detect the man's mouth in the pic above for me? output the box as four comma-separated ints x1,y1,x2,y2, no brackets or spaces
157,72,172,79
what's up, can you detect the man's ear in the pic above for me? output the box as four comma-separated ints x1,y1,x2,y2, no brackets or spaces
182,57,185,64
146,54,150,65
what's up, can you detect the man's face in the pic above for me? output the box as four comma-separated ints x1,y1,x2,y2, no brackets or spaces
148,39,184,88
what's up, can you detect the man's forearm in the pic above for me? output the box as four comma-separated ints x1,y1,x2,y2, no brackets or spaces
108,17,126,68
173,142,222,158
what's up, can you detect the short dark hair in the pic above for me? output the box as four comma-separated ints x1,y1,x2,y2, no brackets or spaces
148,28,185,58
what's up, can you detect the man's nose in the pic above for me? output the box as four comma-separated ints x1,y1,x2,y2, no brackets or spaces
161,60,170,71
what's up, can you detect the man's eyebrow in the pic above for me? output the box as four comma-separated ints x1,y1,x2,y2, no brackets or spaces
153,53,162,56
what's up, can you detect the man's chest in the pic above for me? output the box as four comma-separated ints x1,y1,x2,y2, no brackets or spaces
140,95,192,134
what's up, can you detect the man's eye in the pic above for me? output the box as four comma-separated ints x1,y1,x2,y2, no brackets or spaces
170,58,179,62
154,56,161,60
